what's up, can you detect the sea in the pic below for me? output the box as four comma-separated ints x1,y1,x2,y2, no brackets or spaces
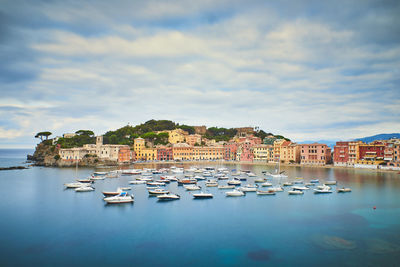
0,148,400,266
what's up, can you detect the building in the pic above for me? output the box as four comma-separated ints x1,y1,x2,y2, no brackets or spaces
300,143,332,165
192,146,224,161
280,142,300,163
63,133,76,138
133,138,145,159
263,136,276,145
118,146,131,163
172,143,193,161
224,142,238,161
235,127,254,137
157,129,188,144
237,141,254,162
358,143,385,162
252,144,272,162
157,146,173,161
333,141,350,166
185,134,202,146
193,126,207,135
348,141,363,165
273,139,286,162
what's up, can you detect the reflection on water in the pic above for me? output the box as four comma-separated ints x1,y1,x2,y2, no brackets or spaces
1,159,400,266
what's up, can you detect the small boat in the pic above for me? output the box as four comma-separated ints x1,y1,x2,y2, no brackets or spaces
218,185,235,190
247,172,257,177
310,179,319,183
239,177,248,181
177,179,197,185
226,189,245,197
184,185,201,191
156,179,170,184
64,182,89,188
337,187,352,193
218,176,229,180
194,175,206,180
93,171,108,176
261,182,272,187
205,179,218,187
192,192,214,199
324,181,337,185
254,178,265,183
304,182,314,186
314,185,332,194
129,180,146,184
317,185,331,190
292,186,309,191
288,189,304,195
269,186,284,192
104,192,134,204
102,188,123,197
106,172,119,178
283,182,293,186
239,184,258,192
256,190,276,195
227,179,241,186
147,181,166,186
90,175,105,180
148,188,169,195
120,187,131,191
76,179,93,183
157,193,180,201
294,180,304,184
75,186,95,192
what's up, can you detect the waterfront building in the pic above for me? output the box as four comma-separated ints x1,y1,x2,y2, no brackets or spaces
192,146,224,161
237,141,254,162
172,143,193,161
140,148,157,161
358,143,385,161
273,139,286,162
185,134,202,146
280,142,300,163
133,138,145,159
252,144,271,162
157,146,173,161
348,141,363,165
300,143,332,165
223,142,238,161
333,141,350,166
118,146,131,163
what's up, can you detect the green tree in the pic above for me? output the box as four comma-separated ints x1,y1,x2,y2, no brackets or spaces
35,131,52,141
75,130,95,137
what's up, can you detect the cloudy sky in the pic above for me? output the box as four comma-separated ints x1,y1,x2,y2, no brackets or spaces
1,0,399,148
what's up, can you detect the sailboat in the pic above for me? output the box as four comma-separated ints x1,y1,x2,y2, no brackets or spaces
270,158,288,178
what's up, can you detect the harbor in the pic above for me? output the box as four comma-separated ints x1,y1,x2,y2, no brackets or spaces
1,150,400,266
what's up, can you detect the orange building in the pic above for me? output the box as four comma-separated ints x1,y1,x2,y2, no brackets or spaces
192,146,224,160
185,134,202,146
172,143,193,161
118,146,131,163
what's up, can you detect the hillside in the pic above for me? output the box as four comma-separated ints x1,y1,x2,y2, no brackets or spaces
355,133,400,143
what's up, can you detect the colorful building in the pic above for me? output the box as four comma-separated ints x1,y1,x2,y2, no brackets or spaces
224,142,238,161
333,141,350,166
118,146,131,163
192,146,224,161
273,139,286,162
172,143,193,161
280,142,300,163
157,146,173,161
237,141,254,162
185,134,202,146
252,144,272,162
300,143,332,165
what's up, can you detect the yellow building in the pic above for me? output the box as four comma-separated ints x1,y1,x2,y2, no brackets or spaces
192,146,224,161
280,142,300,163
172,143,193,161
185,134,202,146
140,147,157,161
252,144,272,162
156,129,188,144
133,137,156,161
273,139,286,162
348,141,363,165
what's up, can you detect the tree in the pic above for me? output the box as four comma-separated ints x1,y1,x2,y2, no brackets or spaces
75,130,95,137
35,131,52,141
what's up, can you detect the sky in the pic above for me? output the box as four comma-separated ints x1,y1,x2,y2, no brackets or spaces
1,0,399,148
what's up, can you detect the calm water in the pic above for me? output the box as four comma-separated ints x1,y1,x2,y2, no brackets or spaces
1,149,400,266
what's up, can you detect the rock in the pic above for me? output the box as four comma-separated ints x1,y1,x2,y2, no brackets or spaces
0,166,28,171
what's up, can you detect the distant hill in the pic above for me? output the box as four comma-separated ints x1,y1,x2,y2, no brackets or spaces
355,133,400,143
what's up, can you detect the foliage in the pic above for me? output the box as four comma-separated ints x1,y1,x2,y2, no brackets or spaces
177,124,195,134
54,155,60,160
274,135,291,141
204,127,237,141
56,135,96,148
254,130,269,140
35,131,52,141
75,130,95,137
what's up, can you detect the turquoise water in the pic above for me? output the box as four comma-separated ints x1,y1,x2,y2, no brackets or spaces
1,150,400,266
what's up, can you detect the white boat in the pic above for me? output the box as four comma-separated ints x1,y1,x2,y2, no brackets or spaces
76,179,93,183
102,188,123,197
269,186,284,192
120,187,131,191
218,185,235,190
171,168,184,174
256,190,276,195
227,179,241,185
269,159,288,178
184,185,201,191
129,180,146,184
104,192,134,204
292,186,310,191
205,179,218,187
192,192,214,199
218,176,229,180
160,175,177,181
106,172,119,178
90,175,105,180
288,190,304,195
317,185,331,190
148,188,169,195
325,181,337,185
314,188,332,194
226,189,245,197
337,187,352,193
310,179,319,183
157,193,180,201
261,182,272,187
75,186,95,192
93,171,108,176
305,183,314,186
194,175,206,180
203,172,213,177
283,182,293,186
147,181,165,186
239,184,258,192
64,182,89,188
254,178,266,183
247,172,257,177
294,180,304,184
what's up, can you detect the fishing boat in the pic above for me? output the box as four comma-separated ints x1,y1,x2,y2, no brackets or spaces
156,179,170,184
157,193,180,201
314,185,332,194
177,178,197,185
226,189,245,197
147,181,166,186
218,185,235,190
194,175,206,180
104,192,134,204
337,187,352,193
254,178,266,183
76,178,94,184
192,192,214,199
93,171,108,177
256,190,276,195
75,186,95,192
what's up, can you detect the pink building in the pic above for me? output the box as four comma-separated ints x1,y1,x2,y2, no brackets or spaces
224,142,238,160
237,141,254,162
333,141,349,166
157,146,173,161
185,134,202,146
300,143,332,165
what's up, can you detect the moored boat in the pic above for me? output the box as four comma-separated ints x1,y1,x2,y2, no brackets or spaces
324,181,337,185
226,189,245,197
337,187,352,193
192,192,213,199
218,185,235,190
256,190,276,195
227,179,241,186
64,182,89,188
184,184,201,191
104,192,134,204
157,193,180,201
288,189,304,195
102,188,123,197
75,186,95,192
148,188,169,195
